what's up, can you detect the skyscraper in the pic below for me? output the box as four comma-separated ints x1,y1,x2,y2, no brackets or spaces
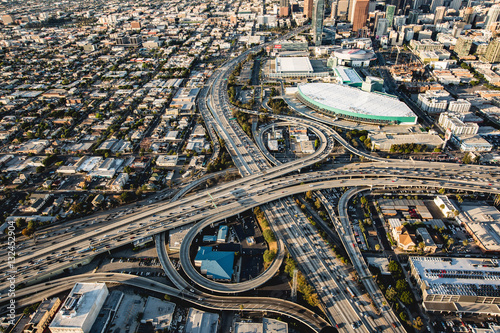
485,5,500,30
386,5,396,27
449,0,462,11
434,6,446,25
408,10,419,24
376,18,389,36
304,0,314,18
412,0,423,10
280,0,290,16
483,38,500,63
351,0,370,32
331,1,338,19
313,0,325,46
393,15,407,29
430,0,444,12
455,36,473,57
462,7,474,24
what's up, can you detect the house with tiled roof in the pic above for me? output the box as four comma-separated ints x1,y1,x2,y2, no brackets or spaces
392,225,417,251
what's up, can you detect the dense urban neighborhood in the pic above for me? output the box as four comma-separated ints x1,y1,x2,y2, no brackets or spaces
1,0,500,332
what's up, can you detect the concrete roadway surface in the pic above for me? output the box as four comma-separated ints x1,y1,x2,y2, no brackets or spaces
252,122,377,331
265,200,369,332
209,40,382,332
2,164,499,292
0,272,330,333
321,189,404,332
177,219,286,293
156,228,328,332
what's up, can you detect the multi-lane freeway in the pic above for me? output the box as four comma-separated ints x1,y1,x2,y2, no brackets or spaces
3,26,500,332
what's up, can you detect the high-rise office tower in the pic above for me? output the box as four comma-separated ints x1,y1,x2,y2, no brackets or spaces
393,15,407,28
449,0,462,11
376,18,390,36
337,0,349,20
386,5,396,27
408,10,419,24
412,0,423,10
373,11,385,28
462,7,474,23
485,5,500,30
455,36,473,57
351,0,370,32
304,0,314,18
313,0,325,46
331,0,338,19
280,0,290,16
430,0,444,12
434,6,446,24
484,38,500,63
369,0,377,13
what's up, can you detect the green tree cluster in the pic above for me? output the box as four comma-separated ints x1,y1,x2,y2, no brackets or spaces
389,143,427,154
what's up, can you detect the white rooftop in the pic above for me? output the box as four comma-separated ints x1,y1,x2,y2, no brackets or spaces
459,204,500,251
263,318,288,333
298,83,416,118
142,297,176,330
185,308,219,333
276,57,313,73
50,283,108,330
410,257,500,296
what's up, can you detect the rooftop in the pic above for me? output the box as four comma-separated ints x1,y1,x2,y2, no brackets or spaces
49,283,108,330
459,204,500,252
275,57,313,73
195,246,234,280
185,308,219,333
410,256,500,296
142,296,176,330
298,83,416,120
333,48,376,61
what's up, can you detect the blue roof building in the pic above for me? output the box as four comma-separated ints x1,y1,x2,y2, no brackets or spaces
194,247,234,281
217,225,228,243
202,235,217,243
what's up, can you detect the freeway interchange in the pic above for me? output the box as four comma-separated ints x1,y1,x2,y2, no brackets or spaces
3,29,500,332
2,158,500,330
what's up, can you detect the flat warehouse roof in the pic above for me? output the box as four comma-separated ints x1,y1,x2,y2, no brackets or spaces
276,57,313,73
410,256,500,296
298,83,417,123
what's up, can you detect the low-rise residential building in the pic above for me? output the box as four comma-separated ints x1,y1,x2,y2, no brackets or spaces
109,173,129,191
156,155,178,167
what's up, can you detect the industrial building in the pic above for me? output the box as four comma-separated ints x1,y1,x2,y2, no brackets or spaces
234,318,288,333
185,308,219,333
409,256,500,314
369,133,444,151
141,297,176,331
458,204,500,253
451,134,494,152
268,56,330,78
296,83,417,124
49,283,109,333
194,246,234,281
